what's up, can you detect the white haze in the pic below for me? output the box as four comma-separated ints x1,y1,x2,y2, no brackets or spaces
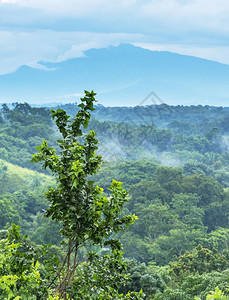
222,135,229,152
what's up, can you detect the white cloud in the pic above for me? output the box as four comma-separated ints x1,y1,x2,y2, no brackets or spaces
0,0,129,18
133,42,229,65
0,30,143,75
1,0,229,32
140,0,229,33
1,0,229,74
1,0,17,2
1,27,229,76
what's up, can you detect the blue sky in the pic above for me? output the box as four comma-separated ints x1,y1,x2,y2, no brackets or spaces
1,0,229,76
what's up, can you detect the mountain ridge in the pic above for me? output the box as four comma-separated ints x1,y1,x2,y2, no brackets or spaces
1,43,229,106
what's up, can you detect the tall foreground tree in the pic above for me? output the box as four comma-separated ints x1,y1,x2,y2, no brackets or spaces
32,91,141,299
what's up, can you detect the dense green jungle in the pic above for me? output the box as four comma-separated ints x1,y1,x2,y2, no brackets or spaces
0,95,229,299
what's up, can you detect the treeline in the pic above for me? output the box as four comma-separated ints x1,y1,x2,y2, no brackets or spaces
88,118,229,156
0,103,229,174
55,103,229,131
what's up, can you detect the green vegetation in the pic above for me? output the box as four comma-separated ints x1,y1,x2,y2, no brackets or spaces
0,96,229,299
0,93,143,299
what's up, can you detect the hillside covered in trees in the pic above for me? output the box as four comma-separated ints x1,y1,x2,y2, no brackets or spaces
0,97,229,299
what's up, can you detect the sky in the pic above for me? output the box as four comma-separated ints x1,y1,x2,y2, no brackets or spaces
1,0,229,76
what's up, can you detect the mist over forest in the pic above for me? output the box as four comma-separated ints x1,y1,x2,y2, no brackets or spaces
2,0,229,297
0,99,229,299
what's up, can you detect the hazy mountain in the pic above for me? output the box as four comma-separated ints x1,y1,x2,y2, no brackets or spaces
1,44,229,106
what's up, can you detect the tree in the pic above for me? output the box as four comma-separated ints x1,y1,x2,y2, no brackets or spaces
204,287,228,300
131,203,177,241
0,224,50,299
170,193,204,229
32,91,141,299
119,259,166,298
170,245,229,279
128,180,169,209
155,269,229,300
155,166,183,195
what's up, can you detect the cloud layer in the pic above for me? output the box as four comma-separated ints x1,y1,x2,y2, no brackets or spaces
0,31,144,74
1,0,229,74
2,0,229,33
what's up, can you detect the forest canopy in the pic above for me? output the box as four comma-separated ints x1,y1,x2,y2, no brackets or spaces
0,95,229,299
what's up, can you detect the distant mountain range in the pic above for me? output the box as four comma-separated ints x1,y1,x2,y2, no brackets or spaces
1,43,229,106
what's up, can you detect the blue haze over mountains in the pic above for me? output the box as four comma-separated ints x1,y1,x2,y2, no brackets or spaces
1,43,229,106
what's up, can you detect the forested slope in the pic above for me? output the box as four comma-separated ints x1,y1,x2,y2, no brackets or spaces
0,101,229,299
